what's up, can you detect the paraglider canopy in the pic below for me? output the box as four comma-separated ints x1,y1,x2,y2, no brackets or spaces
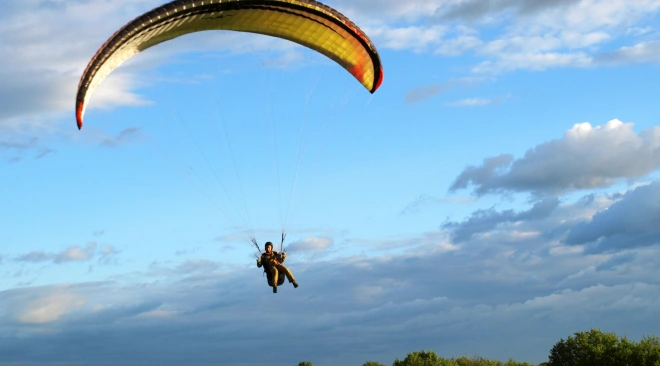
75,0,384,129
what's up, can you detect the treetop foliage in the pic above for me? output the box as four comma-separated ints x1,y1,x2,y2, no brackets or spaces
391,350,534,366
296,329,660,366
547,328,660,366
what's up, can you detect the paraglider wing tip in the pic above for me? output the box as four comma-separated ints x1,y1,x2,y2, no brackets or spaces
76,101,84,130
371,68,384,93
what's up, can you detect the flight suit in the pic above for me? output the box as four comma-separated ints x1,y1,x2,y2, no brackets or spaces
257,251,296,289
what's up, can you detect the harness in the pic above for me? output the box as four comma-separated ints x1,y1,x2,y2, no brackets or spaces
252,233,287,285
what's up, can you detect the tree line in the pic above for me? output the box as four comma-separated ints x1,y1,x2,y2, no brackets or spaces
295,329,660,366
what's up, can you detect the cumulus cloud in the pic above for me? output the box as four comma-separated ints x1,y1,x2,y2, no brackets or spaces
331,0,446,23
16,288,86,324
366,22,483,58
434,0,581,22
565,181,660,253
0,249,658,365
450,120,660,196
595,251,637,271
4,0,660,132
142,258,238,280
434,33,484,56
85,72,154,112
287,236,333,253
175,259,221,274
471,52,593,75
55,243,97,263
15,251,55,263
0,0,304,132
260,49,307,69
594,40,660,65
372,25,447,52
15,243,119,265
427,0,660,74
442,196,560,243
0,0,162,129
1,182,660,364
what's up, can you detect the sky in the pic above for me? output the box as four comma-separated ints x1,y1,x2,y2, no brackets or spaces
2,0,660,365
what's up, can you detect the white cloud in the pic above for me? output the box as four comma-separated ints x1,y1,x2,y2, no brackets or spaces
551,0,660,32
15,242,118,264
435,34,484,56
469,0,660,73
421,0,660,75
0,255,658,364
450,119,660,196
55,243,97,263
595,40,660,65
287,236,333,254
15,287,85,324
0,0,163,130
260,49,306,69
175,260,221,274
472,51,593,74
4,0,660,130
626,26,654,36
442,196,560,243
0,0,309,133
371,25,447,52
2,185,660,364
565,181,660,253
86,72,154,111
331,0,447,23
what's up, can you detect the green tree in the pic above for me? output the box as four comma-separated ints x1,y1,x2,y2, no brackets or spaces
392,350,443,366
362,362,386,366
548,329,624,366
296,362,315,366
547,329,660,366
453,355,535,365
631,335,660,366
503,358,536,366
454,356,496,365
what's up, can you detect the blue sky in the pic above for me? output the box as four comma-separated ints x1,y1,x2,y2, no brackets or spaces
2,0,660,365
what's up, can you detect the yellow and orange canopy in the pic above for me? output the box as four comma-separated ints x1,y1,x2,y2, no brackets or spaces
76,0,384,129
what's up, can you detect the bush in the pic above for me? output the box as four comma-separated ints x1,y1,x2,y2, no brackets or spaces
453,356,535,366
393,350,443,366
296,362,315,366
362,362,386,366
390,351,538,366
